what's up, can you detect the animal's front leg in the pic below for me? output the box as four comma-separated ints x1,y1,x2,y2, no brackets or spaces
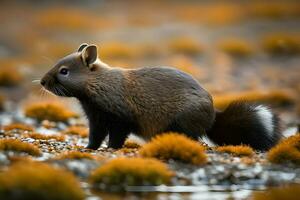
86,121,108,150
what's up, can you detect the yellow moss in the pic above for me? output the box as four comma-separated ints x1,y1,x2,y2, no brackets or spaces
25,133,65,142
55,151,94,160
100,42,136,60
213,90,295,110
3,123,34,132
0,162,84,200
24,102,78,122
123,139,141,149
0,67,23,86
35,7,112,31
0,95,4,111
90,157,173,187
0,139,41,156
218,39,253,57
250,2,300,19
139,132,207,165
62,125,88,137
267,135,300,165
252,184,300,200
216,145,255,157
168,56,203,78
262,34,300,55
168,37,203,56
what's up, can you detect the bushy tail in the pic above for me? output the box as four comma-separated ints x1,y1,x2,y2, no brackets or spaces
206,102,282,151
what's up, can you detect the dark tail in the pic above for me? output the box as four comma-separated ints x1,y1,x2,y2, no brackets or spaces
206,102,282,151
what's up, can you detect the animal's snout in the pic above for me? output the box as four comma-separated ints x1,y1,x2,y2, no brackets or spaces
40,79,46,86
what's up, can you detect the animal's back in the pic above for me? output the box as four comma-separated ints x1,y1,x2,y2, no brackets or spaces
123,66,215,138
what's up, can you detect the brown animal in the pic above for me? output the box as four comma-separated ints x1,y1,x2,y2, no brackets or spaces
41,43,282,150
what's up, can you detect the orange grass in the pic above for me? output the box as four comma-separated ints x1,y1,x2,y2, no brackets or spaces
218,38,253,57
100,42,136,60
3,123,34,132
0,67,23,86
25,132,65,142
0,95,4,110
168,37,203,56
140,132,207,165
90,157,173,187
216,145,255,157
24,102,78,122
0,139,41,156
35,7,112,31
0,162,84,200
267,135,300,165
62,125,88,138
123,139,141,149
213,90,295,110
252,184,300,200
55,151,94,160
262,34,300,55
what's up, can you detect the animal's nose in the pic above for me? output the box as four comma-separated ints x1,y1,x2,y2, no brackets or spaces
40,79,46,86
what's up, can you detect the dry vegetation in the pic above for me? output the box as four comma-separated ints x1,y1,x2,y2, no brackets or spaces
25,132,65,142
216,145,255,157
213,90,295,110
3,123,34,132
140,132,207,165
0,162,85,200
252,184,300,200
90,157,174,187
0,139,41,156
168,37,203,56
62,125,88,137
100,42,136,60
218,38,253,57
262,34,300,55
0,67,23,86
55,151,95,160
267,134,300,165
24,102,78,122
0,94,4,111
123,139,141,149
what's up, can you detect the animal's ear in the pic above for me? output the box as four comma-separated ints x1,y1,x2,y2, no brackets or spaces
78,43,89,52
81,45,98,66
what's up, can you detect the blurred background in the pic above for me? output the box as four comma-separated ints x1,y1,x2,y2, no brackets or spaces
0,0,299,124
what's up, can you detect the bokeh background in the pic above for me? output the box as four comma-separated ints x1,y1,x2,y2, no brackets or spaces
0,0,299,122
0,1,300,199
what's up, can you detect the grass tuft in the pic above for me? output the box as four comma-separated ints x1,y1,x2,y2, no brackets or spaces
24,102,78,122
216,145,255,157
25,132,65,142
0,139,41,156
90,157,173,188
262,34,300,55
139,132,207,165
62,125,88,138
55,151,94,160
0,67,23,87
213,89,295,110
252,184,300,200
0,162,85,200
267,134,300,165
3,123,34,132
168,37,203,56
218,38,253,57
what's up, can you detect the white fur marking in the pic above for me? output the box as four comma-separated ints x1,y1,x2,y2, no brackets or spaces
254,105,274,136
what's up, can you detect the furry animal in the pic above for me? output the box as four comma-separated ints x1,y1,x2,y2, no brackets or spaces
41,43,282,150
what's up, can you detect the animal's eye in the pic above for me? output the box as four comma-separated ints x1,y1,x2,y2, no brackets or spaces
59,68,69,76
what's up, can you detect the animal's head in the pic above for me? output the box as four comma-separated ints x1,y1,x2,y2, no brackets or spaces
41,43,99,98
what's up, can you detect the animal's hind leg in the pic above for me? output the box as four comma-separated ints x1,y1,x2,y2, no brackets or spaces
165,108,213,140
